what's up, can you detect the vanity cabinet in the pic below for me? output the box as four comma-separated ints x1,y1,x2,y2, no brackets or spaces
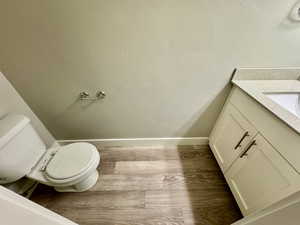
210,103,257,172
209,86,300,216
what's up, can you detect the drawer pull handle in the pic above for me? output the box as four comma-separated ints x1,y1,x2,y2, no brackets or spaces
234,131,249,150
240,140,256,158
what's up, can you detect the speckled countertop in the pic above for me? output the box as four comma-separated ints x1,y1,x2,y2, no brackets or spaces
232,68,300,134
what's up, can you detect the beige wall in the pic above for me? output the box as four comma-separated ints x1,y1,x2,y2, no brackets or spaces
0,72,55,146
0,0,299,139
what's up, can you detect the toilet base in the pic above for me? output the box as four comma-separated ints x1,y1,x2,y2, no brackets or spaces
54,170,99,192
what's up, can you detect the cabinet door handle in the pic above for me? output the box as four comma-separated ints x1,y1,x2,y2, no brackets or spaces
240,140,256,158
234,131,249,150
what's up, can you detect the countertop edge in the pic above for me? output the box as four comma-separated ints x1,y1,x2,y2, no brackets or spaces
232,80,300,135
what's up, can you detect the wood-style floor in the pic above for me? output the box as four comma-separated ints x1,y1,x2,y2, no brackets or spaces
30,145,242,225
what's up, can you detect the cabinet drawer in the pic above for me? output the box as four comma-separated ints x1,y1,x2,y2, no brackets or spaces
225,133,299,216
209,103,257,172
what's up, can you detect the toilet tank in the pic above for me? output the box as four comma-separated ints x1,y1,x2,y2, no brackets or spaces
0,114,46,184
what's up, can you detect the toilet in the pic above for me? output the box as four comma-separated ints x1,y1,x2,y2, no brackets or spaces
0,114,100,192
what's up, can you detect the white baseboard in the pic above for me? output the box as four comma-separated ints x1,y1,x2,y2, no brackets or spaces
57,137,209,147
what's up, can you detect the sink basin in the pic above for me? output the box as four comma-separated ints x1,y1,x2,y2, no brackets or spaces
265,93,300,117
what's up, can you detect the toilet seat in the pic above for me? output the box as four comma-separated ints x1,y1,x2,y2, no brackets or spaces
27,142,100,191
45,143,96,180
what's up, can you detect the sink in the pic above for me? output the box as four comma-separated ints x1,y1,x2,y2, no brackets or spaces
265,93,300,117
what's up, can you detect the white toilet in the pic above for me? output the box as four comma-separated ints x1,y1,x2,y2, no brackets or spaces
0,114,100,192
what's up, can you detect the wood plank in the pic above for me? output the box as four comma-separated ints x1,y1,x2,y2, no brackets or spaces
90,171,226,191
114,159,219,175
54,208,184,225
145,189,235,208
98,145,211,162
89,174,165,191
160,171,227,190
32,184,146,209
35,190,145,210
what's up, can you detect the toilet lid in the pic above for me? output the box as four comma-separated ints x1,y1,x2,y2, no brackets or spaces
45,143,96,180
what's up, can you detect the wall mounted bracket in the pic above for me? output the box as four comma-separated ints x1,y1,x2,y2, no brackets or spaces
79,91,106,101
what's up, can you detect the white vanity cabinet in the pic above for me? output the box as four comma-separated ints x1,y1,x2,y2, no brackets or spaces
210,103,257,172
209,86,300,216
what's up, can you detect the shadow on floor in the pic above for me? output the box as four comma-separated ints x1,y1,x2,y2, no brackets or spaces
177,145,242,225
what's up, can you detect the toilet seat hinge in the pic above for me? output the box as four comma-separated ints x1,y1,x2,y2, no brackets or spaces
40,151,58,172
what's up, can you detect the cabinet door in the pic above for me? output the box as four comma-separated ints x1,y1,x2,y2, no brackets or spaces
209,103,257,172
225,134,299,216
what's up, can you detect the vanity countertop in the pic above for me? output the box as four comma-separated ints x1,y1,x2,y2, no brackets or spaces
232,68,300,134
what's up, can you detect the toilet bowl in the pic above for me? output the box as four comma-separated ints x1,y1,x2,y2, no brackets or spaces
0,114,100,192
27,143,100,192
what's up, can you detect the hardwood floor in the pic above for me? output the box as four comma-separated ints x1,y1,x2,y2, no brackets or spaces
30,145,242,225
